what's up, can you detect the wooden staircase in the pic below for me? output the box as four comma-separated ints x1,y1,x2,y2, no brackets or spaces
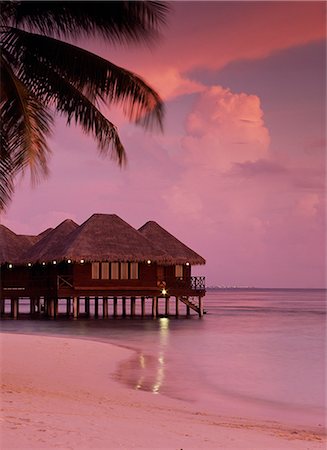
179,296,201,314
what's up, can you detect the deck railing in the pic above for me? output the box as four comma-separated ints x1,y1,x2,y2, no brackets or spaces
191,276,206,291
57,275,73,289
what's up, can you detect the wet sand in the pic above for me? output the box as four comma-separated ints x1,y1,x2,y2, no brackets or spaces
0,333,325,449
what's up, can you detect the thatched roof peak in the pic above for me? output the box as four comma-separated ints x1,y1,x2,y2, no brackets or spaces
23,219,79,263
139,221,205,265
0,224,36,263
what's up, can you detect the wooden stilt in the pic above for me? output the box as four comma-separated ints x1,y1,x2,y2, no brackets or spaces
186,299,190,316
73,296,78,318
85,297,90,316
152,297,157,319
165,297,170,316
66,298,70,316
113,297,118,317
141,297,145,318
30,297,34,315
175,296,179,317
131,297,136,317
122,297,126,317
0,297,5,316
94,297,99,317
55,298,59,317
103,297,108,318
199,296,203,317
156,296,159,316
36,297,40,313
44,297,48,316
49,298,55,319
12,298,18,319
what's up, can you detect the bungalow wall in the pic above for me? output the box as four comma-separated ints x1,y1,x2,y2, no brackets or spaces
57,261,195,297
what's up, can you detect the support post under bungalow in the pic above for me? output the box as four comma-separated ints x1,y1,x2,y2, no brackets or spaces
131,297,136,317
73,296,78,319
103,297,108,318
49,298,55,319
165,297,170,316
175,296,179,317
36,297,40,314
186,301,191,317
199,296,203,317
94,297,99,317
152,297,157,319
85,297,90,316
122,297,126,317
141,297,145,317
0,297,5,316
30,297,34,315
156,296,160,317
66,298,70,316
55,298,59,317
12,298,18,319
113,297,117,317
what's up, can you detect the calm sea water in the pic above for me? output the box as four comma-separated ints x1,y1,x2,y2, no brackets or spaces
1,289,326,428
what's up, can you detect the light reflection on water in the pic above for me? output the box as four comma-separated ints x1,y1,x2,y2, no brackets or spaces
119,317,169,394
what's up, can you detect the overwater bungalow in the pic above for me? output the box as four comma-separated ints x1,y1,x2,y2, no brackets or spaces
0,214,206,319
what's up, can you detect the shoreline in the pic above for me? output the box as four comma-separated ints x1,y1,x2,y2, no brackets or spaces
0,332,326,449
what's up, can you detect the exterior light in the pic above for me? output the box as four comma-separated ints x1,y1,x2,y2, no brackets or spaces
80,259,85,264
161,288,167,296
53,260,57,265
186,262,190,266
42,262,46,266
28,263,32,267
8,263,13,269
147,260,151,264
67,259,72,264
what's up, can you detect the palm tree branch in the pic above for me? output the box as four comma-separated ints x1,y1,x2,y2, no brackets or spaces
2,27,164,130
11,1,169,44
15,56,127,164
0,51,52,186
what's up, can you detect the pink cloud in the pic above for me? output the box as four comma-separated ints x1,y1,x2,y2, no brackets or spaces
181,86,270,171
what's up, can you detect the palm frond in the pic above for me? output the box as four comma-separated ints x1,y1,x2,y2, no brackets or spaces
15,54,126,164
3,27,163,130
0,135,15,212
13,1,169,44
0,52,52,189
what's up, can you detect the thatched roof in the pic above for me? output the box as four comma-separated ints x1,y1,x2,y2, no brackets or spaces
0,225,37,264
138,221,205,265
1,215,205,266
25,214,170,263
23,219,79,263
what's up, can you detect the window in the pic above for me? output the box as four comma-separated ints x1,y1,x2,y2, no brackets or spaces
101,262,109,279
111,262,119,279
130,262,139,279
92,262,100,279
175,264,183,278
92,261,139,280
120,262,129,280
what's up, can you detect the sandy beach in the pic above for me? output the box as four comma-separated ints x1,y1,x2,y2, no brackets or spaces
0,332,325,449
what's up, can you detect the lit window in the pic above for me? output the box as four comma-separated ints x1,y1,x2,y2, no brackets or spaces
101,262,109,279
120,262,129,280
91,262,100,279
130,262,139,279
175,264,183,278
111,262,119,280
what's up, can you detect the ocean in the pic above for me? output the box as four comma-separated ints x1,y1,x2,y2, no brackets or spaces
1,289,325,428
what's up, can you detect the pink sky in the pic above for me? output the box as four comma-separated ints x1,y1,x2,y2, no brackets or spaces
1,2,326,288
